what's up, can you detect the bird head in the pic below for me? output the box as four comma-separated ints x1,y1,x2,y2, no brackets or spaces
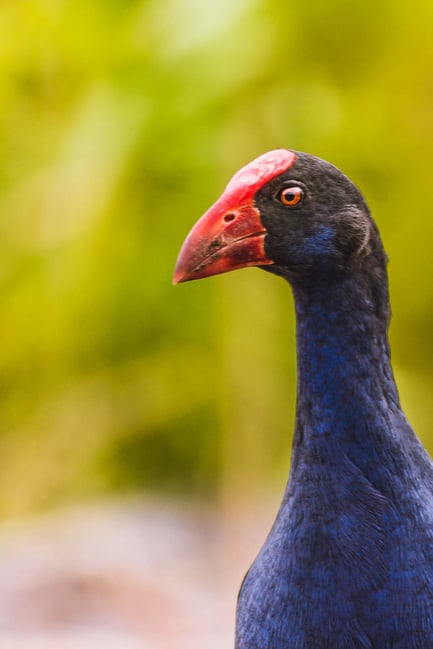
173,150,382,286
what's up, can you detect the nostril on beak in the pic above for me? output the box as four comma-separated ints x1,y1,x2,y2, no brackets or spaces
223,212,237,223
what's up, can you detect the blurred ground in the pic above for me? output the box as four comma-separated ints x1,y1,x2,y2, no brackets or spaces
0,497,274,649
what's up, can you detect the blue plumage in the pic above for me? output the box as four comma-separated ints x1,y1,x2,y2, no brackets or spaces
237,274,433,648
174,150,433,648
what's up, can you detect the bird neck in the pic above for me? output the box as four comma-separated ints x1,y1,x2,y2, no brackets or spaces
291,270,401,461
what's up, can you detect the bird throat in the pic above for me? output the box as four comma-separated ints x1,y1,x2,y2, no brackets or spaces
291,271,401,469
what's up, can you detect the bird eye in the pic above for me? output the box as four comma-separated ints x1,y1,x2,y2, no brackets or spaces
278,186,303,207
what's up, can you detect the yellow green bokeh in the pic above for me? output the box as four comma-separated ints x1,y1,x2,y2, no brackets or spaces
0,0,432,516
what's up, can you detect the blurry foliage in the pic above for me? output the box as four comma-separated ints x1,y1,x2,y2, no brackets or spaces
0,0,432,516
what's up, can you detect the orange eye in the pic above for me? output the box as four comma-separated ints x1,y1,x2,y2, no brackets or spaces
279,186,303,206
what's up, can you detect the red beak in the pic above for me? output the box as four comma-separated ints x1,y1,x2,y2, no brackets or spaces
173,195,273,284
173,149,296,283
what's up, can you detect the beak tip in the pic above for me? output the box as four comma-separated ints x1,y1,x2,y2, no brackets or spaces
172,262,189,285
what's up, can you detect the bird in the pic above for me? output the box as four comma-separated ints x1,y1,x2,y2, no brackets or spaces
173,150,433,648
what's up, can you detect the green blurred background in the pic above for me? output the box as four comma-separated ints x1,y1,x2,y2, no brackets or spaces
1,0,432,519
